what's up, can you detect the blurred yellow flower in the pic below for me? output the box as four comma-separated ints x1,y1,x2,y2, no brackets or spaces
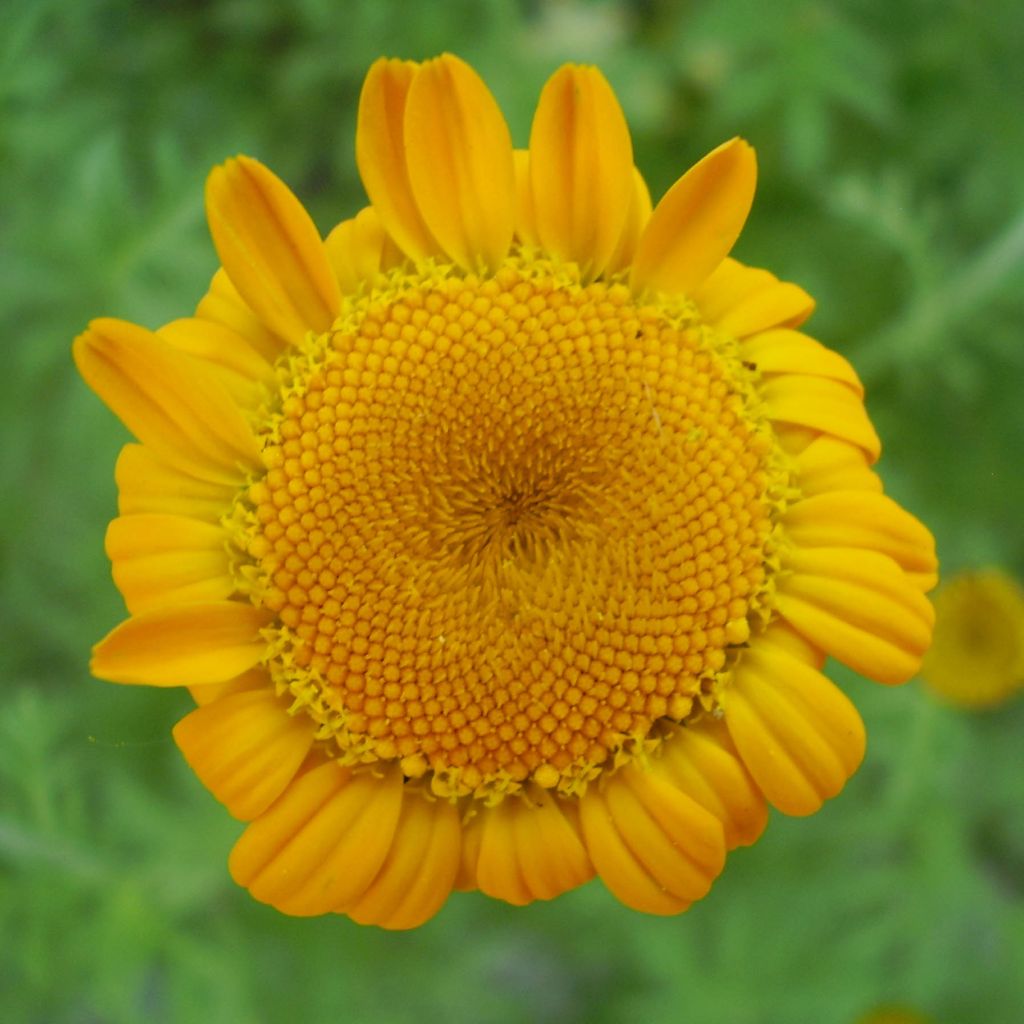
855,1007,933,1024
73,54,936,927
920,568,1024,708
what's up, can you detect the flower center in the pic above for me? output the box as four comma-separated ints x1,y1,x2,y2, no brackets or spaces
237,255,786,801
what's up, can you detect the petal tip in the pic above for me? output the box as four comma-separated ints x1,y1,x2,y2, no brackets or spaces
630,135,759,298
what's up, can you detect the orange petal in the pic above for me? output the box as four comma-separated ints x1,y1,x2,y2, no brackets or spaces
693,258,815,334
347,794,461,929
657,721,768,849
205,156,341,346
784,491,937,582
173,688,315,820
196,268,286,362
91,601,271,686
74,319,261,484
106,513,233,615
792,436,882,496
725,643,866,816
474,787,592,905
760,374,881,462
630,138,757,298
404,54,515,272
115,444,237,521
230,763,403,916
529,64,634,276
580,765,725,914
775,546,935,684
356,58,439,263
743,329,863,395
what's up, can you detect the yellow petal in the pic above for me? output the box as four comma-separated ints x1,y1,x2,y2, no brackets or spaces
691,257,764,320
475,787,592,905
617,764,725,894
657,720,768,849
757,619,827,668
347,794,461,929
91,601,271,686
580,765,725,914
229,760,340,890
205,156,341,346
725,643,866,816
356,58,439,263
793,436,882,497
760,374,881,462
158,317,274,408
404,54,515,272
513,149,539,247
630,138,757,298
774,424,820,456
472,800,531,906
188,666,270,707
743,329,863,395
231,763,403,916
196,268,286,362
512,791,593,900
606,167,653,274
324,206,395,294
74,319,261,483
106,513,233,615
115,444,237,522
173,688,315,820
784,491,937,581
700,261,816,337
579,786,690,915
717,283,817,336
529,64,634,276
776,546,936,684
453,807,483,892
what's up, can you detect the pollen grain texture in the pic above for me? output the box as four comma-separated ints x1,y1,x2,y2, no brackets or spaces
238,257,784,801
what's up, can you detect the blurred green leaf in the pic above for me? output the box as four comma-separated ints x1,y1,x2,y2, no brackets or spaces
3,1,1023,1021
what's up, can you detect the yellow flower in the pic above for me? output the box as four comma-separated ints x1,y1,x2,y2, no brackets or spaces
855,1008,933,1024
73,55,937,928
920,568,1024,708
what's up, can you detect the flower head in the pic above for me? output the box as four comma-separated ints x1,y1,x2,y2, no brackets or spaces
74,54,936,927
920,568,1024,708
855,1008,933,1024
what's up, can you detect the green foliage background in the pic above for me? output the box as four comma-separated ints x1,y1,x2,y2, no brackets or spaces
2,1,1023,1021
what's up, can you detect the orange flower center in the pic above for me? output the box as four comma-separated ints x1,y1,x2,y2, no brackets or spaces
239,257,785,800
